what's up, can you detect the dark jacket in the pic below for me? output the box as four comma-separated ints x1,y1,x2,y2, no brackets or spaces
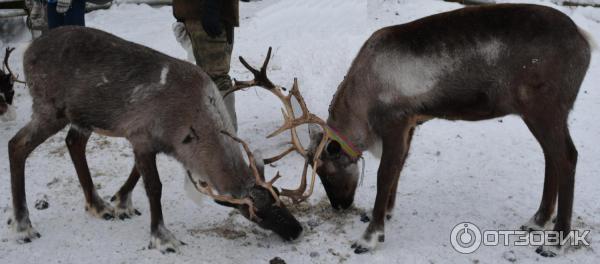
173,0,239,27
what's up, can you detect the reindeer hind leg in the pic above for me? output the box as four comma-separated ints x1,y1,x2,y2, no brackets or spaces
521,110,576,256
520,116,560,232
9,117,68,243
110,166,142,220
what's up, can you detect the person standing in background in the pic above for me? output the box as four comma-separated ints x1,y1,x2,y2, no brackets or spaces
173,0,239,131
47,0,86,29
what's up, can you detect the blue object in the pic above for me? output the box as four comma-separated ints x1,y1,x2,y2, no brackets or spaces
47,0,86,29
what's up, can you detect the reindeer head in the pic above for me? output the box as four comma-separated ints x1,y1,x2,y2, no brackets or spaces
186,169,303,241
225,47,361,210
218,131,303,241
196,177,303,241
308,126,360,210
228,47,361,210
1,47,20,121
185,126,302,241
240,185,302,241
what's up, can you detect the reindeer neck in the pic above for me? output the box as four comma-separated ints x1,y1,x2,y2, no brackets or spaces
327,79,377,154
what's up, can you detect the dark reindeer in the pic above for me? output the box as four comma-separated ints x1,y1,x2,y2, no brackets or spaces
8,26,303,253
1,47,23,121
307,4,593,256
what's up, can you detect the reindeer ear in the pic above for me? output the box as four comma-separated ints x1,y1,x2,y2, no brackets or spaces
182,135,193,144
308,124,322,139
182,126,200,144
253,149,266,181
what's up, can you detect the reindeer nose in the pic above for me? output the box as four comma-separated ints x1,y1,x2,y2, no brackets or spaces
339,199,353,210
282,220,303,241
257,205,303,241
331,199,353,210
331,201,342,210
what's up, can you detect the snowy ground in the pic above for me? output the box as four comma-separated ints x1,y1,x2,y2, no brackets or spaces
1,0,599,263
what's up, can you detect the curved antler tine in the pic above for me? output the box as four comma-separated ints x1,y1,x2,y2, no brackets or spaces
187,172,259,220
260,47,272,74
268,171,282,185
3,47,26,84
220,130,261,181
279,132,329,204
224,79,250,97
279,159,310,203
264,146,295,165
239,55,260,76
220,130,283,206
291,77,298,91
266,109,293,138
235,47,276,90
307,131,329,188
3,47,14,70
289,78,310,117
229,53,331,203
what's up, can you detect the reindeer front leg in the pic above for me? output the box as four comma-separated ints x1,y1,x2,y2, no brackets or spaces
352,118,414,254
134,148,184,254
65,128,116,220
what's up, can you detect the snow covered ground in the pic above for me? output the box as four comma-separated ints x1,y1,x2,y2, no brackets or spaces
1,0,599,263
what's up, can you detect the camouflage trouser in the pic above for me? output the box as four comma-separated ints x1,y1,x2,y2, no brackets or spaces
184,20,237,131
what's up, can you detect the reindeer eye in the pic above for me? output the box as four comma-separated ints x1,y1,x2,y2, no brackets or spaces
326,141,342,157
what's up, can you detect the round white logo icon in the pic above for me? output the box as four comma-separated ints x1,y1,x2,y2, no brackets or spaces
451,222,482,254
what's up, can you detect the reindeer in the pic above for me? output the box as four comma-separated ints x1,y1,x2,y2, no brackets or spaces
303,4,593,256
7,26,305,253
1,47,24,121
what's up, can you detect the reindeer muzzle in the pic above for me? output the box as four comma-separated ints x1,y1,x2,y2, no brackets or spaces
248,186,303,241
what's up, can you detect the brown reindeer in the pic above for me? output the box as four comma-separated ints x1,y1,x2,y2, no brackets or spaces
306,4,593,256
7,26,303,253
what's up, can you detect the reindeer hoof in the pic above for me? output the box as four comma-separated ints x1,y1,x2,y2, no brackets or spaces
102,213,114,220
359,213,370,223
352,243,370,254
149,240,184,254
149,226,184,254
351,230,383,254
536,246,559,257
86,198,116,220
11,219,41,244
111,193,140,220
520,216,552,232
17,231,42,244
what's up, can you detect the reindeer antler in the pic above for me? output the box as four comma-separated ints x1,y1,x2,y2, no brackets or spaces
224,47,276,97
220,130,283,207
231,48,331,203
265,79,329,203
186,172,259,220
186,130,289,218
3,48,26,84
